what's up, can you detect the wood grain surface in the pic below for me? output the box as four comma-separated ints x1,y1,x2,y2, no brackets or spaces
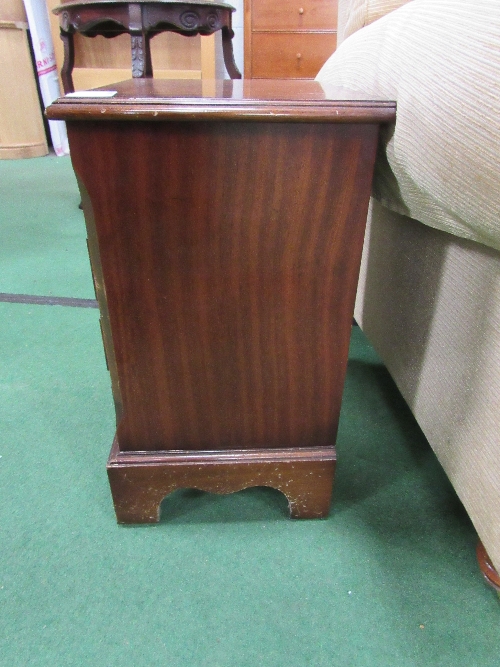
251,0,338,31
69,119,378,453
250,32,337,79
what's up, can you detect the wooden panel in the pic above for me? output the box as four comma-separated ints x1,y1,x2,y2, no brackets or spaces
244,0,253,77
200,33,216,79
0,24,48,159
252,0,337,30
153,32,202,72
71,33,203,71
0,0,27,22
73,33,132,69
66,119,378,452
72,67,201,90
251,32,336,78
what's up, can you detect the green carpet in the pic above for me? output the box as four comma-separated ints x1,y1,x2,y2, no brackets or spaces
0,156,498,667
0,157,93,299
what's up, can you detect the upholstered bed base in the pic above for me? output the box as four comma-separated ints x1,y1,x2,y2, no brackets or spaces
355,201,500,572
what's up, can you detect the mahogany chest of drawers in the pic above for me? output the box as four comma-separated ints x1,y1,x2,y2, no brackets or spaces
47,78,395,523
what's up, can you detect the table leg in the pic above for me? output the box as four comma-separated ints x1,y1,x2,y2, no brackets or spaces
128,3,153,78
131,33,153,78
221,26,241,79
60,31,75,94
477,541,500,591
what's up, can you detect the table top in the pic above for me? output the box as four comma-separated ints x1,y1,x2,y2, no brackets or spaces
47,78,396,124
53,0,236,12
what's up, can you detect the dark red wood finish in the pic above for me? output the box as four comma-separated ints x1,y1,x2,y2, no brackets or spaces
107,439,336,522
48,79,395,522
477,541,500,591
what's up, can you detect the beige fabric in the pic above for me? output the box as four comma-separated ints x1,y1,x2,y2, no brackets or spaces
355,200,500,573
317,0,500,252
338,0,412,43
321,0,500,571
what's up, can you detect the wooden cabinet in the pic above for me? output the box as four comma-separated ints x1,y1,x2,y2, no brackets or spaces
244,0,337,79
47,78,395,523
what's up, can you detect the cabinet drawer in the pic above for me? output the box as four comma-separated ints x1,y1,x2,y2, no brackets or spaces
251,33,336,79
252,0,337,30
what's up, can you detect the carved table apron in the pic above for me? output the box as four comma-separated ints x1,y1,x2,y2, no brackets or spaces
53,0,241,93
47,78,396,523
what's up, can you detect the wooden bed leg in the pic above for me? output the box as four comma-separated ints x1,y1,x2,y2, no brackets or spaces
477,541,500,593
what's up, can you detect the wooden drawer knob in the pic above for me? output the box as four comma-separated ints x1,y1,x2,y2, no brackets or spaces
299,7,304,14
296,53,302,59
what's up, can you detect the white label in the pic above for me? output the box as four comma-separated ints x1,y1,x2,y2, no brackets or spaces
65,91,118,98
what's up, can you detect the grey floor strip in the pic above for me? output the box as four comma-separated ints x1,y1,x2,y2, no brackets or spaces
0,293,99,308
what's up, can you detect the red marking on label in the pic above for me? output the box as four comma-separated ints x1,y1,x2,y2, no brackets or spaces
37,63,58,77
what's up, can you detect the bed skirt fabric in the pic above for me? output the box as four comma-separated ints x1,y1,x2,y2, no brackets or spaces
319,0,500,572
355,202,500,572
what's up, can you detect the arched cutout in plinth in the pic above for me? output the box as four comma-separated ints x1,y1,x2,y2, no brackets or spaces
159,487,290,523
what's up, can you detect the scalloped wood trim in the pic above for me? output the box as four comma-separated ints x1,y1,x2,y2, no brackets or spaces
107,437,336,523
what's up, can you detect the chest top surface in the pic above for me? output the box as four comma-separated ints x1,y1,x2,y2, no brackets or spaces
47,78,396,123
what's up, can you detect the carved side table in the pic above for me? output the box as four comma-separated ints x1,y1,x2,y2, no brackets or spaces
47,79,395,523
52,0,241,93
